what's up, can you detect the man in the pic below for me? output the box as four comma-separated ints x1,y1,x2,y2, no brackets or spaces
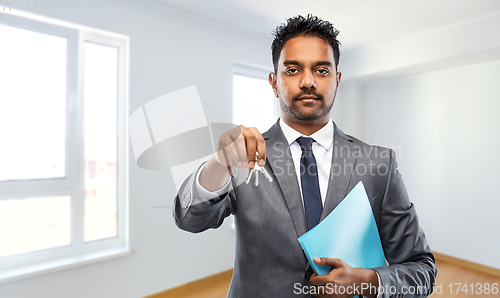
174,15,436,298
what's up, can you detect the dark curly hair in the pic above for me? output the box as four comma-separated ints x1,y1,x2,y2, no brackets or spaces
271,14,341,73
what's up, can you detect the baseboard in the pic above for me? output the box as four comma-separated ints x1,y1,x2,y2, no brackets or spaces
144,252,500,298
433,251,500,278
144,269,233,298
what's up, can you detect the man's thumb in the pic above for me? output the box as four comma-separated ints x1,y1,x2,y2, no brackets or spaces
313,257,344,269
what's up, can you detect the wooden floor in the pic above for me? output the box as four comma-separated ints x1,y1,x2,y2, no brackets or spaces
179,278,232,298
429,259,500,297
178,259,500,297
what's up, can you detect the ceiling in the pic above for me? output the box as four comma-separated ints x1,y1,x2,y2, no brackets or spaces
143,0,500,54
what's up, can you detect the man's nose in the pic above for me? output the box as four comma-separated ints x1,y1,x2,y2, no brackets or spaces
299,70,316,89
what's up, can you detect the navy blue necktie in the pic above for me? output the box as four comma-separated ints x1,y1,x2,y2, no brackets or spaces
296,137,323,230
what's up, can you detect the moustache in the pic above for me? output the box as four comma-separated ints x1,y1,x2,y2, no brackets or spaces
292,90,324,101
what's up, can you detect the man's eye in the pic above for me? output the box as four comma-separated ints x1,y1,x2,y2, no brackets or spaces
317,69,329,75
286,69,299,75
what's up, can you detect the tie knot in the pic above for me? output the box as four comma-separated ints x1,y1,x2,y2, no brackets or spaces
296,136,314,152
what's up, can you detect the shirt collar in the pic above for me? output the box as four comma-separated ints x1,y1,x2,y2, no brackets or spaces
279,118,334,150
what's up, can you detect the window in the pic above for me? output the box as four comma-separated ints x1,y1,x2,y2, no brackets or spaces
0,12,129,283
233,62,279,133
231,63,278,230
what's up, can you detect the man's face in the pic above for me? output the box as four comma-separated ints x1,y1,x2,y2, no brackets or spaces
269,35,341,124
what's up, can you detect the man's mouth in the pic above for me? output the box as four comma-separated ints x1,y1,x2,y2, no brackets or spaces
298,96,319,102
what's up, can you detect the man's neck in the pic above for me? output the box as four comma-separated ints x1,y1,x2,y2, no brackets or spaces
282,116,330,136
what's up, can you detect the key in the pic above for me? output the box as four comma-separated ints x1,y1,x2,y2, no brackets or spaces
253,163,273,183
260,166,273,182
245,167,260,186
245,168,254,185
245,154,273,186
254,167,259,186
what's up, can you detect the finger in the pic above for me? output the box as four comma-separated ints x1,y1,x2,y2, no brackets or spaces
233,133,248,167
314,257,344,269
217,134,236,166
242,128,257,169
249,127,266,166
224,126,247,167
226,125,242,141
309,273,334,286
226,142,242,167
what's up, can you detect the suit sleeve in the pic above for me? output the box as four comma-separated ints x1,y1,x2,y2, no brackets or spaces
372,149,437,298
172,163,236,233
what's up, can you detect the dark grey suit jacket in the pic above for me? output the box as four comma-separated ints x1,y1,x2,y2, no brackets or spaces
173,120,437,298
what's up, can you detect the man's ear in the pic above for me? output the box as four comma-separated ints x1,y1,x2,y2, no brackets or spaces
336,72,342,88
269,72,278,98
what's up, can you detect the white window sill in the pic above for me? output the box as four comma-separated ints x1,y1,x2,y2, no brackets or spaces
0,246,131,284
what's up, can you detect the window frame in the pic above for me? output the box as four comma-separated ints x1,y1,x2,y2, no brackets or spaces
232,61,280,127
0,12,130,284
0,13,79,193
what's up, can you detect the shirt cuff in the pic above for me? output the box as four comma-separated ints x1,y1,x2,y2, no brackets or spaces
375,271,382,298
362,272,381,298
195,162,231,204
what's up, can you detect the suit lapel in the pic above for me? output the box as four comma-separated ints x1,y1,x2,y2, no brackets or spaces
262,120,358,236
320,123,358,221
264,120,308,238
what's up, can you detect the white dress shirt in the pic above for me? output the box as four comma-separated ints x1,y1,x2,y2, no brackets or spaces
279,118,334,206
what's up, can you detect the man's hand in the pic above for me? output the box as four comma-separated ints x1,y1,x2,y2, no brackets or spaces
199,125,266,191
216,125,266,170
309,257,379,298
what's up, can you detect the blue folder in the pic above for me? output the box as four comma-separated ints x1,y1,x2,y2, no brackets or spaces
298,181,387,275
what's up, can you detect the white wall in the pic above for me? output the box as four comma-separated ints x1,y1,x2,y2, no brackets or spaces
359,61,500,269
334,11,500,269
0,0,271,297
340,12,500,83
